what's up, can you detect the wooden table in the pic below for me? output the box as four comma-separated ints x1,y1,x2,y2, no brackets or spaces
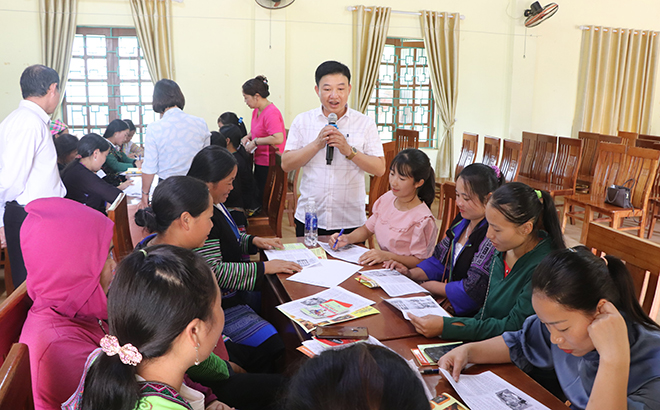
383,336,569,409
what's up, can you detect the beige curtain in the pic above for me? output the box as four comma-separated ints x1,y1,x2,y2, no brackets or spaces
40,0,78,116
352,6,391,113
421,11,460,179
573,26,659,137
129,0,174,82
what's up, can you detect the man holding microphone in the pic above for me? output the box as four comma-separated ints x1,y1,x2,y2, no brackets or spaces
283,61,385,237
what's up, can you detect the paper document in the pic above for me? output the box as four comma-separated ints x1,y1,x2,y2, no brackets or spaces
360,269,429,297
264,248,320,268
286,259,361,288
319,242,369,264
300,335,386,357
440,369,549,410
277,287,376,328
385,296,450,320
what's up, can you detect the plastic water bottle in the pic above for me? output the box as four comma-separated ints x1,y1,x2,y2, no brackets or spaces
304,199,318,247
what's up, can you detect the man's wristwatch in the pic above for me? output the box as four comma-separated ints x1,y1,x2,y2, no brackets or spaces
346,146,358,160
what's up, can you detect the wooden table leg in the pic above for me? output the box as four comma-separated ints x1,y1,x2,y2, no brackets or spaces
580,206,592,245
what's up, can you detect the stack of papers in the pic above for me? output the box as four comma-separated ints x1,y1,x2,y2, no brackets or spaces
385,296,451,320
359,269,429,297
286,259,362,288
319,242,369,264
440,369,550,410
298,335,385,357
277,287,379,333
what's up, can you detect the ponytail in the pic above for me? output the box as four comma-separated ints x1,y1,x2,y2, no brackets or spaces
218,112,248,137
537,189,565,250
532,247,660,331
81,353,139,410
390,149,435,208
134,176,209,234
81,245,219,410
604,255,660,331
489,182,565,250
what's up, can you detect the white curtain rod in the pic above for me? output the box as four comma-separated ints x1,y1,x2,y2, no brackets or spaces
578,26,657,35
346,6,465,20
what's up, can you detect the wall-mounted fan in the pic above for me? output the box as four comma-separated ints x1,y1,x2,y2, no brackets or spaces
255,0,295,10
524,2,558,28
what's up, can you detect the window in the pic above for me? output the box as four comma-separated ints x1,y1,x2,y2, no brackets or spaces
367,38,436,147
62,27,157,144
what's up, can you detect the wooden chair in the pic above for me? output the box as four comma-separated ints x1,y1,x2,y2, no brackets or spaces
107,193,133,263
394,129,419,152
482,136,501,167
640,144,660,239
635,139,660,150
0,343,33,410
529,134,558,182
639,134,660,142
455,132,478,177
247,151,277,226
585,222,660,320
518,137,583,199
562,145,660,244
519,132,538,178
1,248,14,297
246,154,287,238
437,182,459,243
367,141,396,216
499,139,522,183
618,130,639,147
0,282,31,366
576,133,622,194
284,168,301,227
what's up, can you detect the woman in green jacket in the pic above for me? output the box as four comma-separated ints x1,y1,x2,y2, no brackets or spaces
102,119,142,176
409,182,565,341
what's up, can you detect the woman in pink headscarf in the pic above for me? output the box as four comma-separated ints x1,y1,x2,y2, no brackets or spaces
18,197,115,409
18,198,223,410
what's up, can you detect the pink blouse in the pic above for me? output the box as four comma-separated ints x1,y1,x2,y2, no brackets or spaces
365,190,438,259
251,103,286,166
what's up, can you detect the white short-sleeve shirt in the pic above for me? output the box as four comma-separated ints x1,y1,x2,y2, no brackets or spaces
142,107,210,179
285,106,384,230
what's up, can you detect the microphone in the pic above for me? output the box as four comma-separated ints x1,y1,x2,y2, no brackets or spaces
326,113,338,165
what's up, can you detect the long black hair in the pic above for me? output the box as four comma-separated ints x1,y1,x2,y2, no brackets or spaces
284,343,429,410
533,247,660,331
62,133,110,175
489,182,565,250
54,133,79,163
390,148,435,207
80,245,219,410
187,145,237,184
217,112,248,137
457,163,504,204
103,119,129,140
135,176,209,234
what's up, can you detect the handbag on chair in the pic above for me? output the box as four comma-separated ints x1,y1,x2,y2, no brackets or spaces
605,178,635,209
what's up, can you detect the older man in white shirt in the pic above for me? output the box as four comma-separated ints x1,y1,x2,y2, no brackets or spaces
0,64,66,286
283,61,385,237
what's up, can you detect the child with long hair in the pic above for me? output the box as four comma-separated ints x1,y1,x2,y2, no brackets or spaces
408,182,565,340
385,163,504,316
330,149,438,267
440,247,660,410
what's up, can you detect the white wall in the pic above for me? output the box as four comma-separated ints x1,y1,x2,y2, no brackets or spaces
1,0,660,166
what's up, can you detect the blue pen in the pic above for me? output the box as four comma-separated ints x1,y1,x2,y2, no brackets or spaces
334,229,345,249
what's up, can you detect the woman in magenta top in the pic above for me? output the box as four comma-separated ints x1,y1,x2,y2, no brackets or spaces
330,149,438,268
241,75,286,202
